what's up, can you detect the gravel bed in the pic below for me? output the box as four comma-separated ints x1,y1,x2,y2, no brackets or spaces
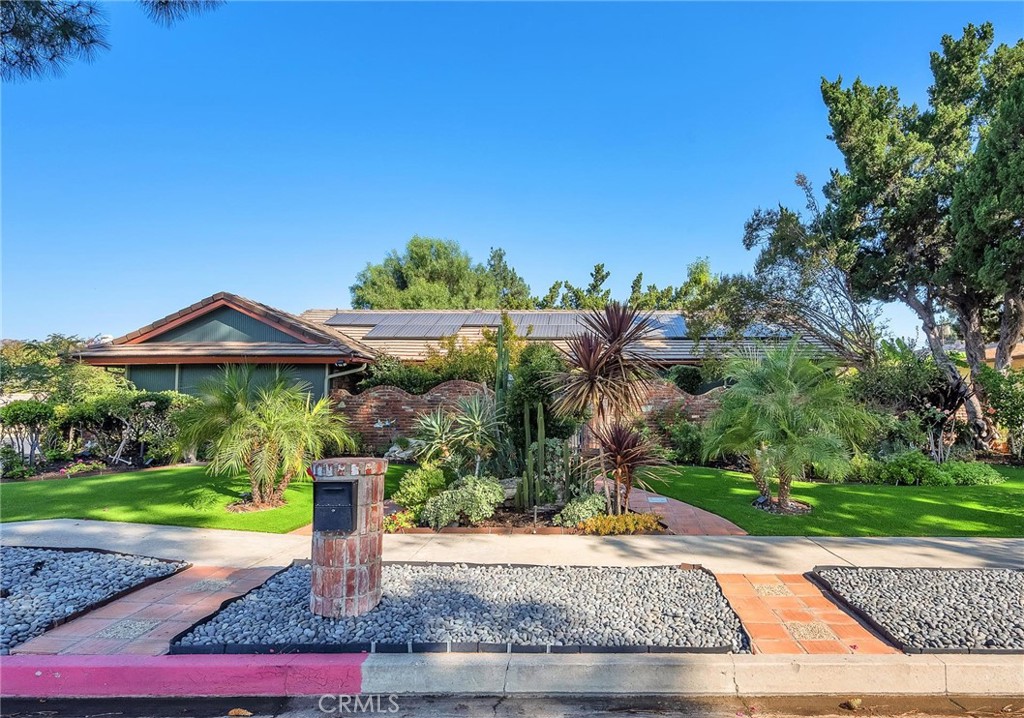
816,567,1024,652
176,563,749,652
0,546,187,654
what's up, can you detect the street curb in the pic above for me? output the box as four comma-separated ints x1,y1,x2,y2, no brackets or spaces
1,653,1021,698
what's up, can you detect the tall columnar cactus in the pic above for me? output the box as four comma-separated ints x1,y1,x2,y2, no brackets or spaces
535,401,545,503
493,323,509,411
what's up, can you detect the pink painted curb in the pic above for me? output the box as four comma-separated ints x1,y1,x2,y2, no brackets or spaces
0,653,366,698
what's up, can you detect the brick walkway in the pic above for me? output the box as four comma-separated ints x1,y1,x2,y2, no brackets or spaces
715,573,897,655
11,565,277,656
625,485,747,536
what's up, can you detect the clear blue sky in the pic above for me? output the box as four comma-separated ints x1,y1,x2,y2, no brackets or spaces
4,1,1022,340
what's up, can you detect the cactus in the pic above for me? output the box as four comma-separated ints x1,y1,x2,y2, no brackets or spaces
493,322,509,410
535,401,545,504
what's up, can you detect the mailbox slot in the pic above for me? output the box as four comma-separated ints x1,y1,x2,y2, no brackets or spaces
313,480,356,533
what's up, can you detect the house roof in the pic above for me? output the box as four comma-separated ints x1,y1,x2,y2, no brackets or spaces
299,308,797,364
79,292,375,365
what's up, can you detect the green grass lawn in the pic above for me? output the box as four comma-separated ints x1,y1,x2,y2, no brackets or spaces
644,465,1024,537
0,463,413,534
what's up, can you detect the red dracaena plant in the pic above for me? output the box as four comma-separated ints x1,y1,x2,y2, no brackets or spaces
592,420,665,513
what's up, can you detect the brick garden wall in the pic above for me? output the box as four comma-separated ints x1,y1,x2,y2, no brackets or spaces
332,378,721,455
331,380,492,453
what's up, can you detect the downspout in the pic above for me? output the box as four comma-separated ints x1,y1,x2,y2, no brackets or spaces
325,362,367,398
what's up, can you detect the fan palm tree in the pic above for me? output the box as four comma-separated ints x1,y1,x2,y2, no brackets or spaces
703,338,876,511
177,365,354,507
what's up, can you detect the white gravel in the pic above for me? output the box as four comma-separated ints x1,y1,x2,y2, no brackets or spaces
816,567,1024,652
176,563,749,652
0,546,187,654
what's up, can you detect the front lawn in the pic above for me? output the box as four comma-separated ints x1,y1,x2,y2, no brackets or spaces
0,463,412,534
645,465,1024,537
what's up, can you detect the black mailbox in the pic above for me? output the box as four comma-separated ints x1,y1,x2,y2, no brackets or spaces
313,480,356,533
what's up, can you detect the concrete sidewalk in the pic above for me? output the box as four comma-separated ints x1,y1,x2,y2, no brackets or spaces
3,519,1022,572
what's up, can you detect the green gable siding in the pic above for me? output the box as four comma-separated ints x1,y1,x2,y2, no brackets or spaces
127,365,176,392
176,364,327,399
149,306,301,344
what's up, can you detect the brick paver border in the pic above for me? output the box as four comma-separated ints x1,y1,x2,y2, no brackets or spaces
716,573,898,655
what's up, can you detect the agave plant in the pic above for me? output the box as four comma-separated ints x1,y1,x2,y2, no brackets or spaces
591,421,665,514
451,394,501,476
414,407,458,465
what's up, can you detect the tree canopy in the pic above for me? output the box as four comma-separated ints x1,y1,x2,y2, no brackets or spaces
1,0,222,81
816,21,1023,438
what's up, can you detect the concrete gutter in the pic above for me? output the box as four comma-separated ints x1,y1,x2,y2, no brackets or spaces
2,653,1021,698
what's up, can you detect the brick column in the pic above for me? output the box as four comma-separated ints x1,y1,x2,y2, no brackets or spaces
309,457,388,618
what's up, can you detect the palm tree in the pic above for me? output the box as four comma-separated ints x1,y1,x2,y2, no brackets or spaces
549,302,657,512
178,365,354,507
703,338,876,511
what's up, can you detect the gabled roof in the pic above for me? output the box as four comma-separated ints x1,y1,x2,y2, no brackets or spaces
80,292,375,364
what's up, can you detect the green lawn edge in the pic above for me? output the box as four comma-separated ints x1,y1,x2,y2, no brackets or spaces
644,465,1024,537
0,463,414,534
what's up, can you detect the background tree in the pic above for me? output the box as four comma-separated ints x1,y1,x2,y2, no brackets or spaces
733,174,881,368
1,0,222,81
351,236,534,310
0,335,127,403
951,76,1024,373
821,22,1024,439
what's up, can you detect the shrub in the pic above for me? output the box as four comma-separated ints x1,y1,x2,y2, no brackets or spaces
666,365,702,395
61,460,106,477
358,354,442,395
655,409,704,465
552,493,606,527
420,475,505,530
576,512,662,535
0,445,33,479
874,451,946,486
43,447,74,463
391,465,449,519
939,461,1005,486
383,509,416,533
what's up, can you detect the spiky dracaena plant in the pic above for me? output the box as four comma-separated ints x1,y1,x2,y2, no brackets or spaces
548,302,658,512
591,421,665,512
703,337,876,510
451,394,501,476
177,365,354,507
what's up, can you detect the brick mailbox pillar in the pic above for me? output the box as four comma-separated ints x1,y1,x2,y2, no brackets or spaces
309,457,388,618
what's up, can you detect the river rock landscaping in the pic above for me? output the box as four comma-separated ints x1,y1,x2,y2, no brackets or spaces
175,563,749,652
0,546,187,654
815,567,1024,652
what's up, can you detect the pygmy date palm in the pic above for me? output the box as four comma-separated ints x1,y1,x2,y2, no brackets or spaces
178,365,354,507
703,337,876,511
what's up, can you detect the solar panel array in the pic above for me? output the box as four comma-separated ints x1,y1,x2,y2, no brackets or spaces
324,310,699,340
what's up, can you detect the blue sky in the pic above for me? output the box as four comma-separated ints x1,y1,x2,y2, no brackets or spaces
4,1,1022,340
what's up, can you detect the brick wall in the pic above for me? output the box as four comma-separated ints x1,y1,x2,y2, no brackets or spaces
332,380,491,453
638,381,724,424
333,378,720,454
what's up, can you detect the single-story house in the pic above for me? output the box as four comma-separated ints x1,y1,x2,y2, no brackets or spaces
79,292,795,396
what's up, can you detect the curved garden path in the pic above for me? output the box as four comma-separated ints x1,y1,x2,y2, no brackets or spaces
625,484,747,536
